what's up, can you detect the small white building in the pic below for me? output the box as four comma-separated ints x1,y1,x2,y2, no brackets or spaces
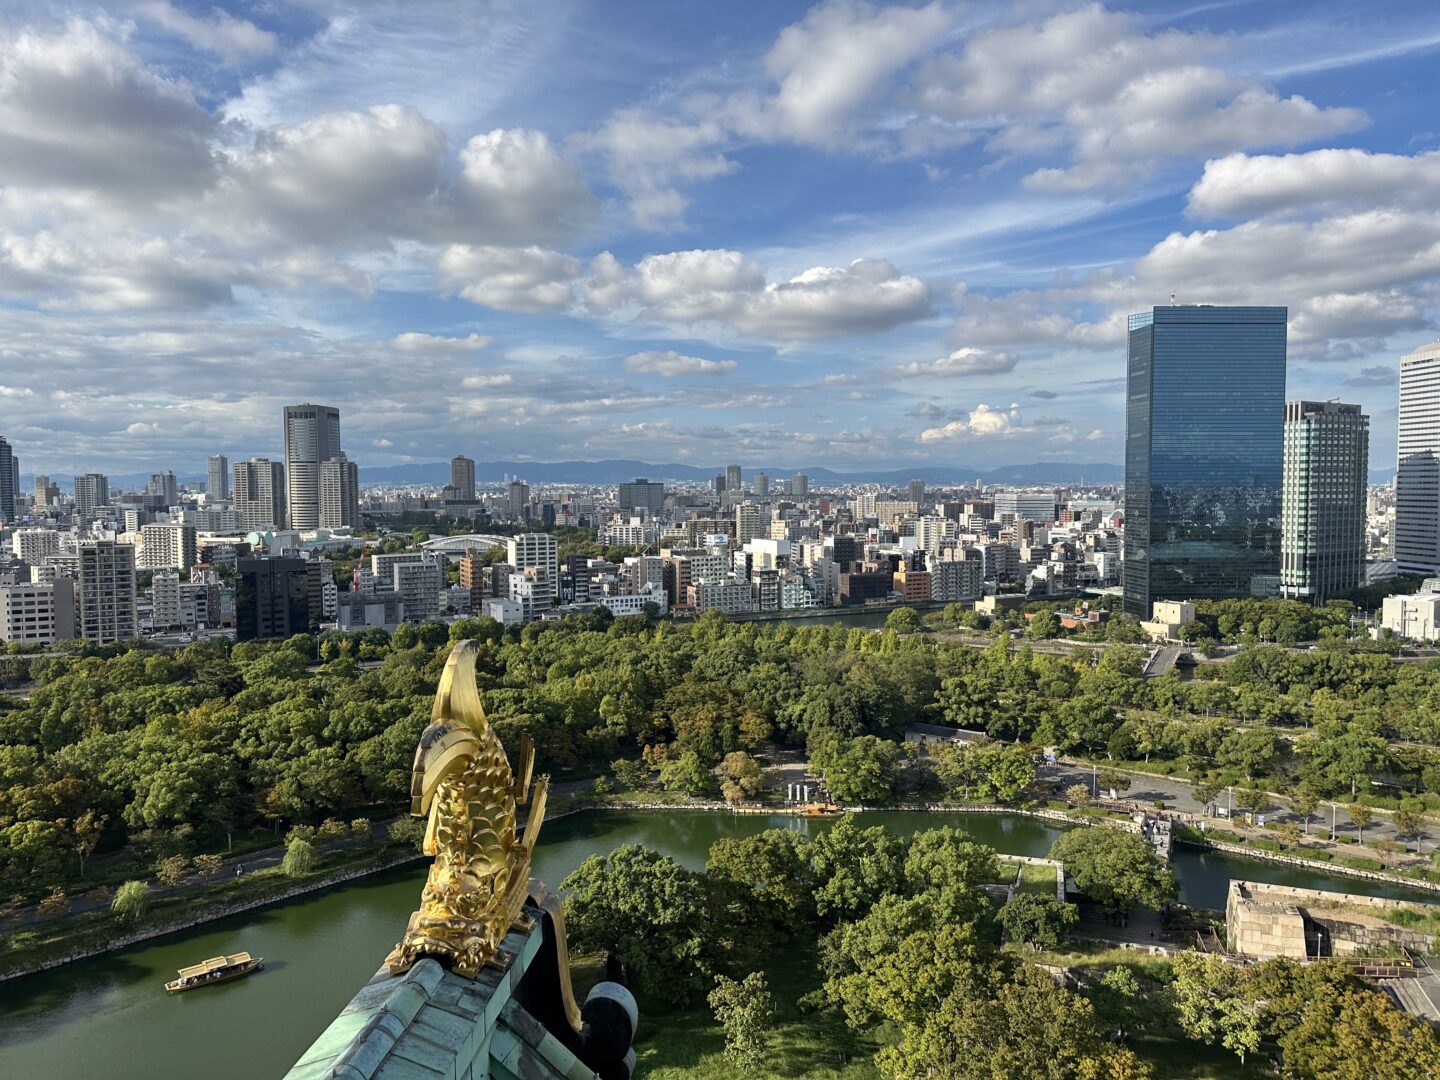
483,598,524,626
1381,591,1440,642
1142,599,1196,642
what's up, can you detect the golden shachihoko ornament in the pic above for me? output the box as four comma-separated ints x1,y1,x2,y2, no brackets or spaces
385,639,548,979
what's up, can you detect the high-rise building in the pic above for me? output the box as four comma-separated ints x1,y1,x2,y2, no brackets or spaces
138,522,198,571
907,479,926,507
235,556,309,640
618,477,665,516
1396,342,1440,574
283,403,341,530
0,436,15,523
147,471,178,506
33,474,55,510
993,492,1055,524
450,455,476,502
793,473,808,500
208,455,230,500
0,579,76,644
1281,401,1368,603
754,472,770,497
736,503,765,545
1123,305,1286,617
233,458,287,529
73,473,109,519
319,453,360,529
506,480,530,521
77,540,137,644
725,464,743,493
507,532,558,584
13,527,60,565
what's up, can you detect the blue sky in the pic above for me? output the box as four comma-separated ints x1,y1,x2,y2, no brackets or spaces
1,0,1438,475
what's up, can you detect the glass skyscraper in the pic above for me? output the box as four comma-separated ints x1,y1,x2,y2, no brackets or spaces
1123,306,1287,618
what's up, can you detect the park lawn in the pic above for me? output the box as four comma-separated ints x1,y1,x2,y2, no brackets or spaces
628,941,886,1080
1017,862,1059,897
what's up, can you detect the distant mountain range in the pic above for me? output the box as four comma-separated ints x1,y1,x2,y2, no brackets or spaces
355,459,1127,487
20,460,1396,491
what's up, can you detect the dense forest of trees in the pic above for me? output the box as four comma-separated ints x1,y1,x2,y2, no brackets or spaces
561,820,1440,1079
6,608,1440,894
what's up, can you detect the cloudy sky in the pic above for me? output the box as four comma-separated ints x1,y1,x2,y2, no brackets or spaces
1,0,1437,475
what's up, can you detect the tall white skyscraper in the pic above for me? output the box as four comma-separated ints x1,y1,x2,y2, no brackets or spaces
319,453,360,529
209,455,230,500
233,458,287,529
283,403,341,530
1396,342,1440,574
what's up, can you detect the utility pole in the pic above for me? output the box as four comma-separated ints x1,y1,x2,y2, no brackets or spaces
1330,802,1337,842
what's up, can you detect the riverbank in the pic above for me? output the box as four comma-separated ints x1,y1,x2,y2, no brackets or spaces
0,845,427,985
6,795,1438,985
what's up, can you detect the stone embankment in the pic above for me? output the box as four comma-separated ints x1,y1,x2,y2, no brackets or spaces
0,850,427,985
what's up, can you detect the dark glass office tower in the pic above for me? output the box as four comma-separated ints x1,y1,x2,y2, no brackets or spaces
1123,306,1287,618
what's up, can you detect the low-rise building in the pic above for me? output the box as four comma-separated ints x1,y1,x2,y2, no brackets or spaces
0,579,75,643
1380,591,1440,642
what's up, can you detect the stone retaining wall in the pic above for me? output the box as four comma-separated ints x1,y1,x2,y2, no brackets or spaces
0,850,426,985
1176,835,1440,895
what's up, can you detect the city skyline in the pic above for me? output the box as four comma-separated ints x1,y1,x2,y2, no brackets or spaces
0,1,1437,474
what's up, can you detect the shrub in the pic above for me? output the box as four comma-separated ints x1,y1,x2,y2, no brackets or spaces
317,818,348,842
155,855,189,887
193,854,224,877
1338,856,1383,872
350,818,372,841
36,886,70,916
282,837,316,877
387,817,426,850
111,881,151,923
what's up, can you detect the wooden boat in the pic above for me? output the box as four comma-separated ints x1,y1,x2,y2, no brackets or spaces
802,802,843,817
165,951,263,993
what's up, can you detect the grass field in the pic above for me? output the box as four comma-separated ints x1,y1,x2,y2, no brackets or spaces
1017,861,1060,897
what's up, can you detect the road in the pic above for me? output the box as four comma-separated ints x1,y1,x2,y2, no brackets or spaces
1040,760,1435,853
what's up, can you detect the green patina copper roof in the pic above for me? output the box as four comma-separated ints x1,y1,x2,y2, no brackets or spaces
284,910,595,1080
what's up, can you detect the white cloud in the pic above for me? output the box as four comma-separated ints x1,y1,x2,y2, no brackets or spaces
623,350,737,377
890,347,1017,377
0,19,218,204
913,4,1365,191
437,245,581,313
1188,148,1440,218
761,0,951,146
461,373,514,388
581,250,930,341
451,128,596,244
920,402,1027,443
135,1,277,61
390,331,492,353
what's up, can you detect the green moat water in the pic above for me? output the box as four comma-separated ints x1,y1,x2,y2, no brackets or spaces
2,809,1435,1080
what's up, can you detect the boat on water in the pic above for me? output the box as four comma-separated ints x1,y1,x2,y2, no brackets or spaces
165,951,263,993
802,802,843,817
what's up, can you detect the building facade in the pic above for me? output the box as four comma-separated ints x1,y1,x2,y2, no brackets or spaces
74,473,109,519
208,454,230,500
0,436,15,523
319,453,360,529
0,580,75,644
1123,305,1287,617
234,458,287,529
618,478,665,516
283,403,341,530
139,522,198,571
1281,401,1368,602
236,556,309,640
448,455,476,502
1396,342,1440,574
77,540,137,644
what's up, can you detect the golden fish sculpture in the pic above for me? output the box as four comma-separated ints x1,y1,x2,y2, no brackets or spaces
385,640,549,979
